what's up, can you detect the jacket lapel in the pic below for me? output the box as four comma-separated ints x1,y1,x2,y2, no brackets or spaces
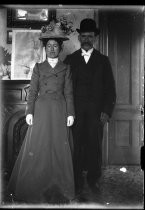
54,60,66,74
41,60,52,74
76,49,85,64
87,49,101,70
72,49,101,86
41,59,66,75
74,49,99,66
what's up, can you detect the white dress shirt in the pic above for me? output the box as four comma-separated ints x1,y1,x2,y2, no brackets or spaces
81,48,94,63
47,57,58,68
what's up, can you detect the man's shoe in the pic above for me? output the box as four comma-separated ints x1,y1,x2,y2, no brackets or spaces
72,194,88,203
89,182,101,194
75,187,83,197
76,195,88,203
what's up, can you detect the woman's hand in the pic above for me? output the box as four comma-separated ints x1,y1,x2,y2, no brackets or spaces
67,116,74,127
26,114,33,125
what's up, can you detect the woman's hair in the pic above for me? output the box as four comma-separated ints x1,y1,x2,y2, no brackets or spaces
42,38,63,51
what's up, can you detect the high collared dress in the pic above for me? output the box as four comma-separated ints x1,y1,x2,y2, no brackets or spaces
7,59,75,204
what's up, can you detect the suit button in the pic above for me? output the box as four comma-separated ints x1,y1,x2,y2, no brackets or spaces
45,83,47,85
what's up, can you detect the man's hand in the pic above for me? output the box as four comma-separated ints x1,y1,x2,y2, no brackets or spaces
67,116,74,127
26,114,33,125
100,112,109,125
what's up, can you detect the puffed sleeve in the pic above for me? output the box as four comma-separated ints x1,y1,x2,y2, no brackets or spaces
25,63,39,116
64,65,75,117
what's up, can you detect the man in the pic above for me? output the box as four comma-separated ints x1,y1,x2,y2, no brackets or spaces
64,18,116,196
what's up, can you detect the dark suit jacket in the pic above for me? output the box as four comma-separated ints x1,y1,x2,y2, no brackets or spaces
64,48,116,118
25,59,75,117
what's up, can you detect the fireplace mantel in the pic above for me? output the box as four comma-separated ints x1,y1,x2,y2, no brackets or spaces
1,80,31,176
2,80,30,104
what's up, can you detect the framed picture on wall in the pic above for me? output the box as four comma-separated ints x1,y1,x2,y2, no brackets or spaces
11,29,43,80
7,8,56,29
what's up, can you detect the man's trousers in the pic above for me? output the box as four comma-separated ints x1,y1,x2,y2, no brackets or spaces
72,99,104,192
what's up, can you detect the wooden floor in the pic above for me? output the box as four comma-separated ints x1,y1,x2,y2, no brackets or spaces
1,165,144,209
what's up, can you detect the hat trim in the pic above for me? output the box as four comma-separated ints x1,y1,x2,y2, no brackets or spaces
39,36,69,41
76,28,100,34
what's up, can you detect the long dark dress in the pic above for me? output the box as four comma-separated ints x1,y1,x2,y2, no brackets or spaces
7,60,75,204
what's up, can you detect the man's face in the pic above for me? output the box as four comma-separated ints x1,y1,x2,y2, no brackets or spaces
78,32,96,51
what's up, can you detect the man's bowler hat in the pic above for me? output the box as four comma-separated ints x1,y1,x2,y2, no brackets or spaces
76,18,100,35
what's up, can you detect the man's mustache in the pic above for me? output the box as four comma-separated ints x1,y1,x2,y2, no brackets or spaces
82,42,92,46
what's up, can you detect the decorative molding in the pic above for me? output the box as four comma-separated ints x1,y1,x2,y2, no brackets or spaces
24,85,30,101
7,30,12,44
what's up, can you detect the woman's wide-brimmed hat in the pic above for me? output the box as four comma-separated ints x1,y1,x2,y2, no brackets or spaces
76,18,100,35
39,20,70,41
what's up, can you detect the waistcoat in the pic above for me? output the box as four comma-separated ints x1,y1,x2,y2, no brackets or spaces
75,57,95,100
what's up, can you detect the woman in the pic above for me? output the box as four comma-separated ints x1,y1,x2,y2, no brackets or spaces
7,21,75,204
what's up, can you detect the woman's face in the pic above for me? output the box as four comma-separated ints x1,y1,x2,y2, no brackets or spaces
45,39,60,58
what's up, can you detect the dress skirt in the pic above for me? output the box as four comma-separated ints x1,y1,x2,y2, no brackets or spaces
7,93,75,204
